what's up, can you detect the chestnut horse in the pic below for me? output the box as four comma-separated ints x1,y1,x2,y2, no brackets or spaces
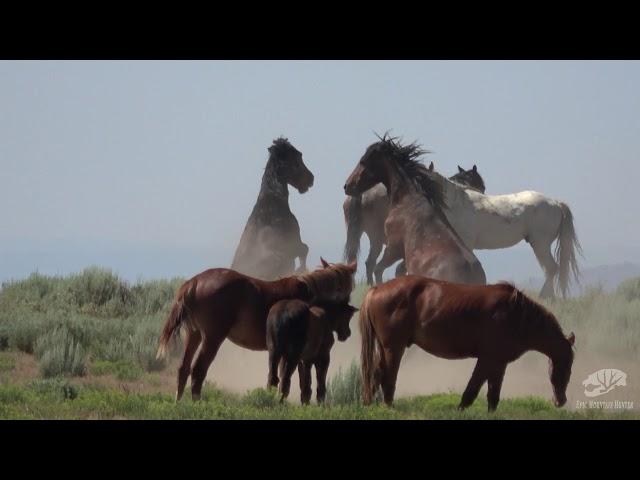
360,275,575,411
231,137,314,280
344,134,486,285
343,162,486,285
156,258,356,401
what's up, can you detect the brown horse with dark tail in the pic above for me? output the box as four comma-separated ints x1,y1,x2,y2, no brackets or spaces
156,258,356,402
360,275,575,411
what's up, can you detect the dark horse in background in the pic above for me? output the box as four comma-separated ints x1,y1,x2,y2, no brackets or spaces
156,258,356,401
231,137,314,280
343,162,486,284
359,275,575,410
344,134,486,285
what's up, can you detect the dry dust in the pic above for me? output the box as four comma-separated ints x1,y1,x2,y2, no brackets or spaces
206,326,640,411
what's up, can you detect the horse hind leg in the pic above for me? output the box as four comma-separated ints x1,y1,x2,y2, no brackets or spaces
298,361,313,405
296,242,309,273
176,329,202,402
380,346,405,406
365,235,384,286
530,239,558,299
278,358,299,403
267,349,281,390
190,333,225,401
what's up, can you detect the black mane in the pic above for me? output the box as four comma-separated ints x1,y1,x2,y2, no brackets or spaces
268,136,298,156
374,132,446,210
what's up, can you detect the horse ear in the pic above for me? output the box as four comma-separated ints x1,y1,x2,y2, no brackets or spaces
567,332,575,346
472,164,477,172
458,165,464,173
350,305,359,313
320,257,330,269
428,161,434,171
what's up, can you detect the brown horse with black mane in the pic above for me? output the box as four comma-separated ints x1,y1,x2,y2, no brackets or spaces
343,162,486,285
344,134,486,285
231,137,314,280
360,275,575,411
156,258,356,401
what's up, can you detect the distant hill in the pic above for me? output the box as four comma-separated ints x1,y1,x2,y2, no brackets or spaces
518,262,640,296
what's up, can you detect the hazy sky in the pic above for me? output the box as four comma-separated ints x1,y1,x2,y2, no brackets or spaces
2,60,639,284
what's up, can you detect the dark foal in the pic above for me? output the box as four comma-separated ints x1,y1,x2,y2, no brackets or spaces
266,299,358,404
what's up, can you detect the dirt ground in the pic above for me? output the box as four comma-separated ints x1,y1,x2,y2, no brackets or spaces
204,329,639,411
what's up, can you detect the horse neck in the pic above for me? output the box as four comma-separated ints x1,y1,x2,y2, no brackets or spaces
264,277,309,305
258,157,289,203
379,163,413,205
525,313,570,363
434,173,466,206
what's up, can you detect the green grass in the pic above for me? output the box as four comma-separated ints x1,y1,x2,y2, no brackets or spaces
1,268,640,419
0,352,15,373
90,359,144,381
0,381,636,420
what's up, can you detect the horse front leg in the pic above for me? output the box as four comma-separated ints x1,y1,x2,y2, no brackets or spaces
458,359,489,410
314,351,331,404
374,244,403,285
487,363,507,412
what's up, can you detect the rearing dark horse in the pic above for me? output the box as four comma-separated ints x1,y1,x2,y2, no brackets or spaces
344,134,486,285
232,137,314,280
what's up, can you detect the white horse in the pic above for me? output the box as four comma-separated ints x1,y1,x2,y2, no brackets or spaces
425,170,583,298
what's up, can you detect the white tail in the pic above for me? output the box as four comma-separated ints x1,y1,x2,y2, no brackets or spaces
554,202,583,298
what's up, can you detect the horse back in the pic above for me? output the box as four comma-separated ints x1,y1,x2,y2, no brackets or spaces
266,299,311,356
369,276,518,358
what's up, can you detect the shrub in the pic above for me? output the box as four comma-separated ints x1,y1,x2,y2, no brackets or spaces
244,388,280,409
34,326,87,378
130,324,167,372
7,316,43,354
326,360,363,406
67,267,134,316
617,277,640,302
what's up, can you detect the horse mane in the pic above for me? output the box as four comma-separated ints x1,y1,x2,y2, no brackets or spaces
298,263,355,303
499,282,569,350
374,132,446,211
268,136,298,156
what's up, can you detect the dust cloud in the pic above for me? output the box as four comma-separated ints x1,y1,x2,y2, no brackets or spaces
206,322,639,411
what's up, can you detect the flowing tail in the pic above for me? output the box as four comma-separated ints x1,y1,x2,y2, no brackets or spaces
360,287,380,405
343,195,363,263
156,279,197,360
554,202,583,298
